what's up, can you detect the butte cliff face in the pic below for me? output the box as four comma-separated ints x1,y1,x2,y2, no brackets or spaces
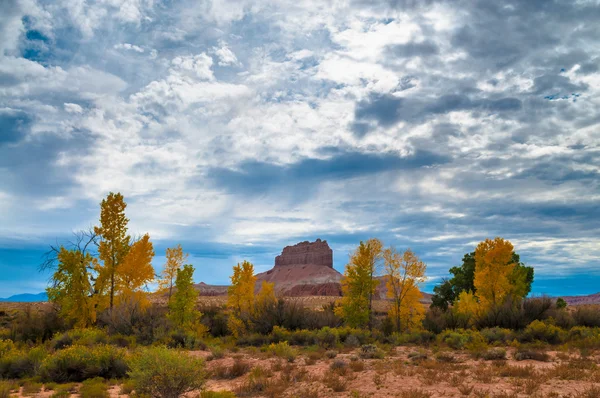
256,239,343,296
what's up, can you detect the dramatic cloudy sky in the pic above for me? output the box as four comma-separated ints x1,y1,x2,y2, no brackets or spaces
1,0,599,297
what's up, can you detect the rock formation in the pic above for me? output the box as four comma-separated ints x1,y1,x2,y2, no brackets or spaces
256,239,343,296
275,239,333,268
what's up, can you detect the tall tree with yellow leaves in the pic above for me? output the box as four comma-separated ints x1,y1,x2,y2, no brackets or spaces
158,244,188,300
95,192,131,310
46,247,100,328
474,237,518,311
116,233,155,309
384,247,426,332
335,239,383,329
227,260,256,337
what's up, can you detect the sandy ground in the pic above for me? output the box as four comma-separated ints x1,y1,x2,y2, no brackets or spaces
17,346,598,398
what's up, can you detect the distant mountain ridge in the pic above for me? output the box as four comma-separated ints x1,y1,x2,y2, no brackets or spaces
0,292,48,302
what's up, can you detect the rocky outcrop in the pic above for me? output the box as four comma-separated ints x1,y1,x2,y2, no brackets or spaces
275,239,333,268
257,239,342,296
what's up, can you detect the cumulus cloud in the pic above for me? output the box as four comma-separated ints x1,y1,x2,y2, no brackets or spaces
0,0,599,296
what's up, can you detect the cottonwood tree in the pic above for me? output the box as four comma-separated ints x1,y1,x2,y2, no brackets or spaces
168,264,201,331
43,231,102,327
116,233,155,310
431,248,534,311
227,260,256,337
158,244,188,300
384,247,427,332
95,192,131,311
335,238,383,329
474,237,527,311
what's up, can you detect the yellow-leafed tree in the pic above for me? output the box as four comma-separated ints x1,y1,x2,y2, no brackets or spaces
453,290,479,326
46,247,101,328
168,264,202,331
116,233,155,309
335,238,383,329
95,192,131,310
474,237,517,311
384,247,427,332
227,260,256,337
158,244,188,300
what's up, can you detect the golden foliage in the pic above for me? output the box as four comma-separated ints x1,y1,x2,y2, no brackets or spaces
474,237,516,310
116,233,155,309
158,244,188,299
94,192,131,310
47,247,101,327
384,247,426,331
335,238,383,329
227,260,257,337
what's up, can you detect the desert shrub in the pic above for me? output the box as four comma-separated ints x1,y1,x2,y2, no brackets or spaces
7,305,65,343
0,345,47,379
21,381,43,395
359,344,384,359
513,349,550,362
79,377,108,398
128,346,206,398
329,359,348,374
212,358,250,379
322,370,346,392
317,327,339,348
51,328,109,350
120,379,135,395
522,297,554,324
480,328,514,344
168,329,206,350
437,329,471,349
573,306,600,328
399,389,432,398
199,305,230,337
288,329,317,346
552,309,576,329
435,351,455,363
235,366,272,396
349,360,365,372
521,320,564,344
40,344,128,382
207,345,225,360
344,334,361,348
0,380,17,398
408,351,428,362
236,333,271,347
200,391,237,398
108,334,136,348
481,347,507,360
325,350,337,359
266,341,297,362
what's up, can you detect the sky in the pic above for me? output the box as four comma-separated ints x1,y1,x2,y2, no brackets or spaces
0,0,599,298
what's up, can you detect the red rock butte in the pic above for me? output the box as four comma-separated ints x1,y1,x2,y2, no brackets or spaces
274,239,333,268
256,239,343,296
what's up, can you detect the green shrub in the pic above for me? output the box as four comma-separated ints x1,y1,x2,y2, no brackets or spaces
40,344,128,382
0,380,17,398
317,327,339,348
266,341,297,362
480,328,514,344
128,346,206,398
0,345,47,379
21,381,42,396
521,320,564,344
200,391,236,398
480,347,507,360
120,379,135,395
325,350,337,359
52,328,109,350
359,344,384,359
79,377,108,398
438,330,469,349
